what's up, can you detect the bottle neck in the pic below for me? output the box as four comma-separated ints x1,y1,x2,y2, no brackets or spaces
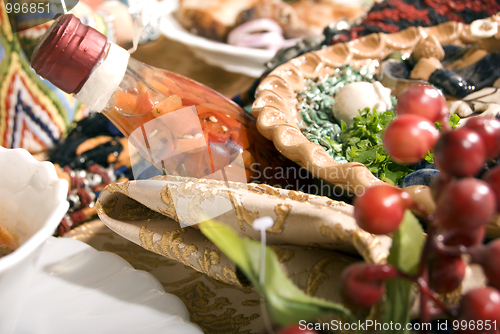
75,42,130,111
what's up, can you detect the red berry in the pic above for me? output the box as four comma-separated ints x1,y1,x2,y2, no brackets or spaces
436,178,496,231
434,128,487,177
457,287,500,333
484,165,500,213
395,84,448,123
429,255,466,294
354,185,414,235
441,225,486,247
383,114,439,164
464,116,500,160
341,263,398,308
473,240,500,291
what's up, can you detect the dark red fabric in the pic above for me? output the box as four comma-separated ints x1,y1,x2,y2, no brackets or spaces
329,0,500,45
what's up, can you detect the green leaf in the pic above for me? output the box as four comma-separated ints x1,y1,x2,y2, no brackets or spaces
375,151,387,163
387,210,425,274
336,108,413,185
348,137,361,146
380,175,395,185
424,151,434,164
323,137,343,153
353,149,377,164
384,278,414,334
382,163,413,186
450,114,460,129
340,120,348,131
199,220,357,326
384,210,425,333
357,139,371,151
436,113,461,131
198,220,254,275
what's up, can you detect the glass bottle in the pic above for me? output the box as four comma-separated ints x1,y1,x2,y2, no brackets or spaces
31,14,305,188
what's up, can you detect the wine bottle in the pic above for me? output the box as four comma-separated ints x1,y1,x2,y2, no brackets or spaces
31,14,303,188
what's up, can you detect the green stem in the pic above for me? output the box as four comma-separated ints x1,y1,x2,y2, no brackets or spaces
397,271,455,318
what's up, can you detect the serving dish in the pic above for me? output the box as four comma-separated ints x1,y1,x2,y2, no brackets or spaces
252,19,479,191
252,15,500,235
0,147,69,334
14,237,203,334
159,1,276,77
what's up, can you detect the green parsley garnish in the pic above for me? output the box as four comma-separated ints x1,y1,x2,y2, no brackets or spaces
296,65,460,186
332,108,413,185
424,113,460,163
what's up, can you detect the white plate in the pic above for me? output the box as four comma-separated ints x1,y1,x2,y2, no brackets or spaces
159,1,275,77
14,237,203,334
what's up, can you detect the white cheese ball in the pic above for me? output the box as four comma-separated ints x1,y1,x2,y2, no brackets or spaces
333,81,392,126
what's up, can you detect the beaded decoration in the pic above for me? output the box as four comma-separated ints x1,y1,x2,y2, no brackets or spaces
50,112,132,236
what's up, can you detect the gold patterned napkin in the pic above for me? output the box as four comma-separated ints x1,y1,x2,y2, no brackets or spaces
96,176,393,263
95,176,393,318
95,176,484,329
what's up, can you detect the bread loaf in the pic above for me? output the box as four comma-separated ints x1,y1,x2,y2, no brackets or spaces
177,0,367,42
177,0,262,42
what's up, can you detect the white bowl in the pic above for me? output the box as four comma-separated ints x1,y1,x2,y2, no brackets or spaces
159,1,275,77
0,147,68,334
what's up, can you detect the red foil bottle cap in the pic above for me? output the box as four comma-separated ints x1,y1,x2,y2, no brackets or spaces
31,14,108,94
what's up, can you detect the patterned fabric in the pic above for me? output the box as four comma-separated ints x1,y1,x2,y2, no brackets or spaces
91,176,484,333
93,179,390,333
0,2,85,152
48,112,132,235
329,0,500,44
6,0,164,231
0,0,128,153
96,177,393,265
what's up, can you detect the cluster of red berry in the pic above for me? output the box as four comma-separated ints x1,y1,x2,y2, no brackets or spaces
342,85,500,333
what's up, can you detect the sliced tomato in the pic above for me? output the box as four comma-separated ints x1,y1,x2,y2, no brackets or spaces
197,104,243,144
150,79,171,96
180,91,207,106
135,91,156,115
114,90,137,113
156,76,182,94
199,114,231,143
196,104,241,129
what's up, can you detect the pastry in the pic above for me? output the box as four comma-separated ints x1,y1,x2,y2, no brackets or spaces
177,0,367,42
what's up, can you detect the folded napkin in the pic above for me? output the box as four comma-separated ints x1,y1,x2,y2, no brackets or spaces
97,175,392,262
96,176,484,322
95,176,393,319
